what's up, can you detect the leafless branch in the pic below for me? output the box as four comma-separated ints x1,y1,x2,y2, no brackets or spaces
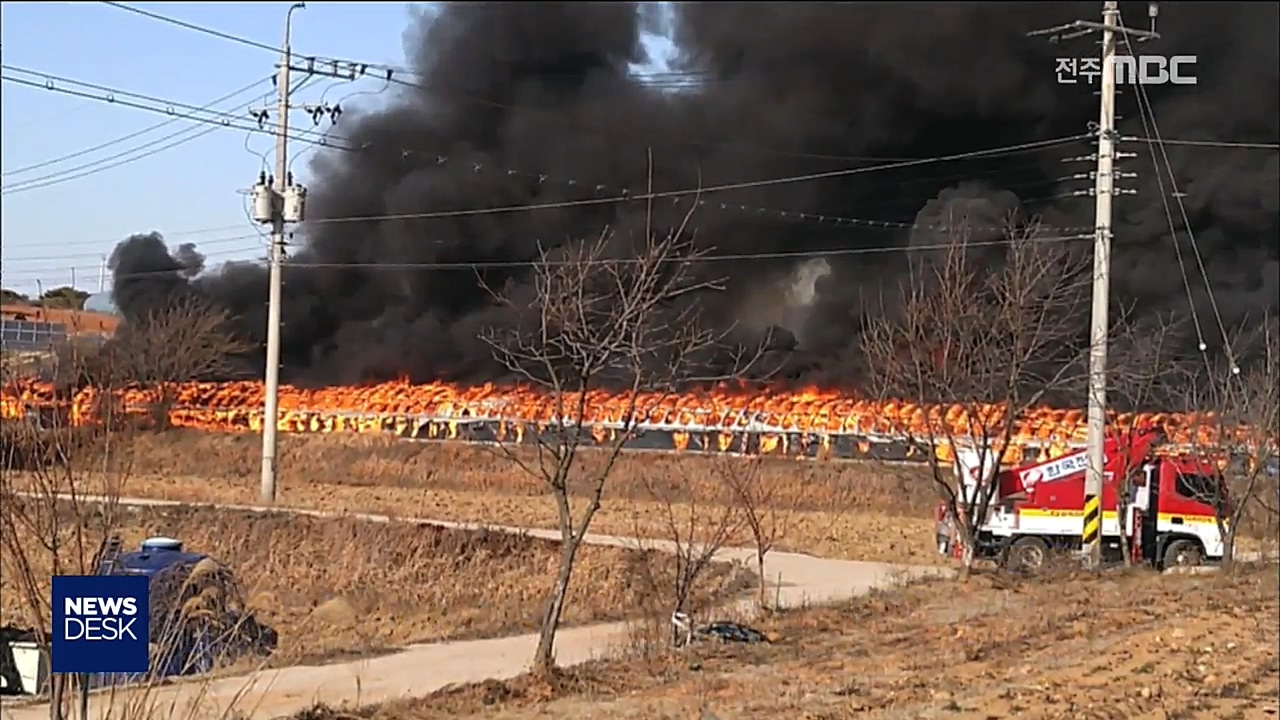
1176,313,1280,566
859,218,1093,575
1,348,134,718
712,453,808,610
629,456,745,647
105,294,251,383
83,295,252,429
475,154,772,673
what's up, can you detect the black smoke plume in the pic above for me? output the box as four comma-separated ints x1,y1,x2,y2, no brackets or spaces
110,2,1279,387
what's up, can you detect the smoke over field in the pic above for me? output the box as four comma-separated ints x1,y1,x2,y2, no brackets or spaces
111,2,1279,387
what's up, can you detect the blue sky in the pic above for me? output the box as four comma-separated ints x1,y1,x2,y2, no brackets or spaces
0,2,674,298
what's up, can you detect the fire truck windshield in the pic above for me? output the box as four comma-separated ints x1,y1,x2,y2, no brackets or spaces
1174,471,1226,508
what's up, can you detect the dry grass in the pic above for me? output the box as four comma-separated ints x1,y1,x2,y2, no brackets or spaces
290,562,1280,719
102,431,1276,563
5,429,1273,580
125,432,934,513
97,431,947,566
0,504,752,667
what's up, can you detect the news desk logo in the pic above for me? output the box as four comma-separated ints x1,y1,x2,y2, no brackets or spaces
1056,56,1198,86
52,575,150,674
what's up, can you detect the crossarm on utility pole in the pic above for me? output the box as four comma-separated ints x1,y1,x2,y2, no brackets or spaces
1030,1,1158,568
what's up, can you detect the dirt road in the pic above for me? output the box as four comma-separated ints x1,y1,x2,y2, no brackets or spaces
1,496,951,720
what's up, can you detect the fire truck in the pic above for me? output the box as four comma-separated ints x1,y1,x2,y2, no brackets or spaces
934,431,1227,571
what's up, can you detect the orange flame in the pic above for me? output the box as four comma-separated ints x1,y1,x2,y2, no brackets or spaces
0,378,1250,463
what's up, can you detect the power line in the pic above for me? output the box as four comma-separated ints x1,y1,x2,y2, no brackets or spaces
4,233,266,263
1,66,286,132
1,135,1095,278
335,59,719,84
1,71,335,150
1,241,267,282
370,70,937,164
309,56,1280,162
14,66,1268,210
1120,20,1237,372
1123,136,1279,151
0,72,1096,318
6,172,1077,255
89,4,974,165
289,233,1095,271
365,67,1280,163
0,101,274,195
96,0,721,88
0,69,1094,233
302,134,1092,226
0,74,323,194
0,75,1120,278
0,249,264,288
93,3,1280,163
4,232,1094,285
99,1,280,54
7,67,1074,179
1128,92,1210,360
2,121,221,195
92,4,723,89
0,74,1094,271
6,182,1094,276
0,71,1087,247
0,76,269,139
2,77,271,178
2,224,253,252
3,75,320,195
2,179,1090,277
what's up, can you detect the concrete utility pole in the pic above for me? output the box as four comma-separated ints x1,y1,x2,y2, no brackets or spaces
256,2,306,504
1031,2,1159,568
1082,0,1122,569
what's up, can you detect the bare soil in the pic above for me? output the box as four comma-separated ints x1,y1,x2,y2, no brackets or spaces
0,504,750,667
294,563,1280,720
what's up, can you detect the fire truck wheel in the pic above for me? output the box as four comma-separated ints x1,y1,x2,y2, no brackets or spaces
1163,539,1204,569
1003,536,1050,573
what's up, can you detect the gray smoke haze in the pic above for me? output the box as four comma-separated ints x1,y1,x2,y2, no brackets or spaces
111,2,1279,387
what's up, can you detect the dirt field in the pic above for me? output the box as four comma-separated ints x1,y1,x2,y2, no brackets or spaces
102,431,947,566
294,563,1280,720
0,504,750,666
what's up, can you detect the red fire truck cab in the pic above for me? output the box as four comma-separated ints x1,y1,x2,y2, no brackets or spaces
934,431,1227,571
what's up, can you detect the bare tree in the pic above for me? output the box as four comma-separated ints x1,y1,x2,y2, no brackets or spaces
1,343,133,720
1178,314,1280,567
1105,312,1189,566
859,220,1092,577
96,294,250,428
630,456,746,647
714,454,808,609
478,186,769,673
